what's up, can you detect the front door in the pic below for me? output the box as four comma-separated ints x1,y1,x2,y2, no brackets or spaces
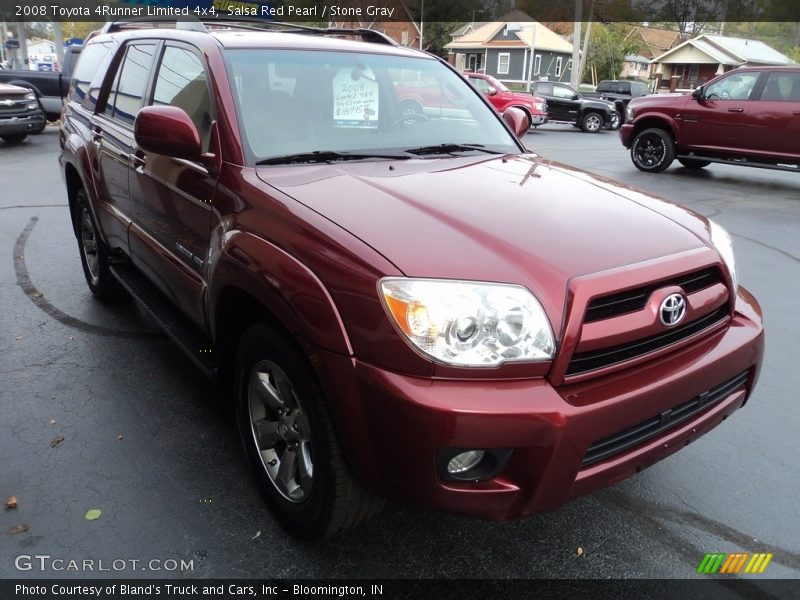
128,42,217,328
549,83,580,121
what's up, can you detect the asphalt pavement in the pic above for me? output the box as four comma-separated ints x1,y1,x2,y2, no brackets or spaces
1,125,798,581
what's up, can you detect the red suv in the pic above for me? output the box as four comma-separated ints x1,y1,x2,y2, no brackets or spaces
621,66,800,172
60,20,763,538
465,71,548,127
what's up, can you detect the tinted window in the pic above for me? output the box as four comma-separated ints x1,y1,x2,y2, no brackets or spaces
552,84,574,99
105,43,156,125
759,72,800,102
68,42,113,105
152,45,214,152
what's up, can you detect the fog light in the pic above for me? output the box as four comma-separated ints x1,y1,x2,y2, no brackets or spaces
447,450,485,474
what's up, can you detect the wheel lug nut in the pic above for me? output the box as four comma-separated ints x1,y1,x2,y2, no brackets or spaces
268,459,277,466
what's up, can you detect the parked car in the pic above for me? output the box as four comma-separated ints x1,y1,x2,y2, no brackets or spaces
621,66,800,173
0,45,82,121
61,20,763,538
582,79,650,122
0,82,46,143
532,80,619,131
464,72,547,128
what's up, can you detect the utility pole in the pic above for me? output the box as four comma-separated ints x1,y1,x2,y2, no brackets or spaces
419,0,423,50
0,22,7,65
53,21,63,68
577,1,595,88
16,21,27,70
571,0,582,88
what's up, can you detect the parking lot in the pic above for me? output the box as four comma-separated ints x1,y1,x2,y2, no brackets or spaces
1,124,799,580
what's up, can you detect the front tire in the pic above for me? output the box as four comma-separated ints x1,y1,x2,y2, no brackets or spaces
580,112,603,133
678,158,711,169
75,189,123,301
235,323,384,538
630,128,675,172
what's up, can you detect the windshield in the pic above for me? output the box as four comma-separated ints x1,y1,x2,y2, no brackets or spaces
225,49,520,164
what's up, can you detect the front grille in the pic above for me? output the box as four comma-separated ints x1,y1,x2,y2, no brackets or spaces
566,306,729,376
581,370,748,467
0,97,31,116
584,267,723,323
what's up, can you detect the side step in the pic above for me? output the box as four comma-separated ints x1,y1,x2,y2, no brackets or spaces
109,262,218,379
677,154,800,173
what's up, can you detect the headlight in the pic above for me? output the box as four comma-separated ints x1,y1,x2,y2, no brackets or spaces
534,102,546,112
380,278,556,367
708,220,737,290
625,105,634,123
24,92,36,100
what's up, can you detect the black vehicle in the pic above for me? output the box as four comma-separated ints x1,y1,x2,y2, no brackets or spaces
0,46,82,121
532,80,618,132
583,79,650,122
0,82,46,143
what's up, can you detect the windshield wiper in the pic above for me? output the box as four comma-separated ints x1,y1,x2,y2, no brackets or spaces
404,143,503,156
256,150,410,165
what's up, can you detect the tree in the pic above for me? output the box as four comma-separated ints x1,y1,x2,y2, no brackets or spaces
585,22,638,82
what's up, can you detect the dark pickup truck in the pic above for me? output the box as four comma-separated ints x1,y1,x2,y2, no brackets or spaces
584,79,650,120
0,46,81,121
531,80,619,132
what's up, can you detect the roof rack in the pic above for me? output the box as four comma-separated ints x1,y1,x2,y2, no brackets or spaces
99,16,396,46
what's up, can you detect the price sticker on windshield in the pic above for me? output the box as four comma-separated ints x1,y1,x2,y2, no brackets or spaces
332,67,379,129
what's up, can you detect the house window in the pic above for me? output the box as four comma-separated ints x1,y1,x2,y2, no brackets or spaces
498,53,510,75
555,57,563,78
534,54,541,75
401,30,408,46
567,59,572,73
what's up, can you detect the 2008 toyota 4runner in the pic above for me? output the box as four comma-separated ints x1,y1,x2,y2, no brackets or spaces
60,19,763,538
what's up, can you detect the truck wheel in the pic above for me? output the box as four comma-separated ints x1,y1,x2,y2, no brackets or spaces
1,133,28,144
235,323,384,538
75,189,123,301
678,158,711,169
607,111,622,130
631,128,675,172
580,112,603,133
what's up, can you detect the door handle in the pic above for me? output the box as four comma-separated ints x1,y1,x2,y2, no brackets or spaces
727,108,744,113
91,126,103,142
131,150,146,167
793,111,800,116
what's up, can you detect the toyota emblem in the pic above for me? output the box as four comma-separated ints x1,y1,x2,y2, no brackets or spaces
659,293,687,326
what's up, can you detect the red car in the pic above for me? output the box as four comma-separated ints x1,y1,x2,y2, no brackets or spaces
621,66,800,172
465,71,548,127
60,21,763,538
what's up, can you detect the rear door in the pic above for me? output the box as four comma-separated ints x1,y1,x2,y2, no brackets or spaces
681,70,763,154
90,42,157,252
748,70,800,161
128,41,217,328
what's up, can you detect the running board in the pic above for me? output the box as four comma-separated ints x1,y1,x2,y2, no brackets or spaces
109,262,218,379
678,155,800,173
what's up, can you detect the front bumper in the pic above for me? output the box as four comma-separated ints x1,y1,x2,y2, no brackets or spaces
0,112,46,136
314,288,763,521
530,114,547,126
620,123,634,147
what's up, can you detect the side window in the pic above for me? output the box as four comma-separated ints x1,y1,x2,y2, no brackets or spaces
759,72,800,102
470,77,490,93
68,42,113,106
534,82,552,96
552,84,574,99
104,43,156,126
705,72,760,101
151,45,214,152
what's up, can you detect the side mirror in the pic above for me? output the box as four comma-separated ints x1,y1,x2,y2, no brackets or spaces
503,106,529,137
487,86,498,96
692,86,704,101
572,92,580,100
134,106,201,161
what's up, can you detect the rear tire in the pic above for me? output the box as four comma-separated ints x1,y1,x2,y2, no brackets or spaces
75,189,123,301
678,158,711,169
235,323,384,538
630,128,675,173
1,133,27,144
580,112,603,133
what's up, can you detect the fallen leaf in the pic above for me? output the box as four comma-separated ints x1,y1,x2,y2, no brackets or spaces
576,547,585,557
8,524,28,535
117,434,124,440
5,496,17,510
50,435,65,448
15,336,22,340
30,292,43,299
48,419,56,426
251,530,261,540
84,509,102,521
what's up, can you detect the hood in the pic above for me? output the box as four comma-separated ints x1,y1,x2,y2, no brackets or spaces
0,83,30,95
258,155,708,327
629,93,689,108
